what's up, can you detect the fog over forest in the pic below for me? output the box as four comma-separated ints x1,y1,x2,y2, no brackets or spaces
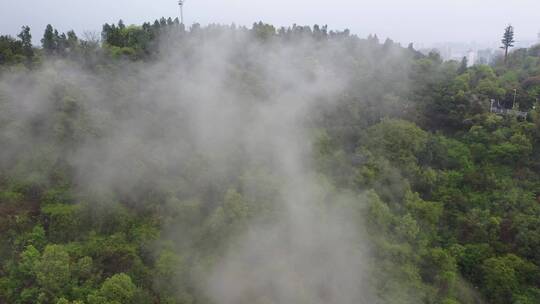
1,9,540,304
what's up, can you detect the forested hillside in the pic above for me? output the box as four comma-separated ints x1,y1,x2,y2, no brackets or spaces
1,19,540,304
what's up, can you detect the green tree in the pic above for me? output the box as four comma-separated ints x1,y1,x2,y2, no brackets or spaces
42,24,56,53
41,204,82,243
66,30,78,50
36,245,71,298
501,25,515,63
0,35,23,64
481,254,537,304
88,273,136,304
17,25,33,59
457,56,468,74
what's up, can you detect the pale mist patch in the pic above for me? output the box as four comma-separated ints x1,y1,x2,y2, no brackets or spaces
207,189,374,304
0,27,379,303
199,34,375,302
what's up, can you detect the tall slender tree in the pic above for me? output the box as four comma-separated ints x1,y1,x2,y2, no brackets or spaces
41,24,56,54
17,26,33,59
501,25,515,64
457,56,468,74
66,30,78,50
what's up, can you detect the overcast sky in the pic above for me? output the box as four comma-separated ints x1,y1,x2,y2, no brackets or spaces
1,0,539,46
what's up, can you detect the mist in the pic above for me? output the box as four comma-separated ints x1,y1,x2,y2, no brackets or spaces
0,26,402,303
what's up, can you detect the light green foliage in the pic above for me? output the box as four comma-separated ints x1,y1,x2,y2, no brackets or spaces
95,273,136,304
0,35,25,65
20,245,41,278
481,254,537,303
36,245,71,295
73,256,93,281
365,191,392,232
405,191,443,233
363,119,428,167
88,273,137,304
476,78,506,98
422,248,458,289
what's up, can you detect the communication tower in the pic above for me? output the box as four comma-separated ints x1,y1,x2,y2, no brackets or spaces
178,0,186,24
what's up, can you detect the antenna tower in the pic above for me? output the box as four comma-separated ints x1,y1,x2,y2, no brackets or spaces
178,0,186,24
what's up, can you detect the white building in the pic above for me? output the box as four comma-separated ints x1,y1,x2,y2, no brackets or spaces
466,50,476,67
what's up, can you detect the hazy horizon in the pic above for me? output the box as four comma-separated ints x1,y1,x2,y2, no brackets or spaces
1,0,540,46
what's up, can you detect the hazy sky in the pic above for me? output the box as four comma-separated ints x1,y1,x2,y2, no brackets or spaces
1,0,539,46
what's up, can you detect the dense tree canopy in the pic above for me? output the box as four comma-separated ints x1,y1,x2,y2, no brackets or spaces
1,19,540,304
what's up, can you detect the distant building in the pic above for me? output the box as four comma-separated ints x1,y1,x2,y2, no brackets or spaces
438,45,452,60
466,50,476,67
490,99,528,119
420,41,525,66
477,49,494,65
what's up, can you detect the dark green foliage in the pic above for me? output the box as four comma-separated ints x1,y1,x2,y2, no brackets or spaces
42,24,56,54
501,25,516,63
457,57,468,74
17,26,33,59
0,35,24,65
40,25,79,58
